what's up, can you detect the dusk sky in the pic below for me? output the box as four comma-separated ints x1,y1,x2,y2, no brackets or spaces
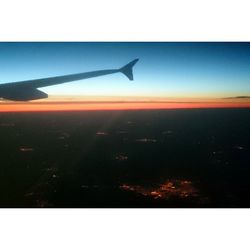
0,42,250,111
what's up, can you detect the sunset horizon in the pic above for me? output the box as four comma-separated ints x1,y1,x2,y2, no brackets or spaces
1,95,250,112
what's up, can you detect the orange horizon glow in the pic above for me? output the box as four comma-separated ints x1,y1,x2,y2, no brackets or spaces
1,98,250,112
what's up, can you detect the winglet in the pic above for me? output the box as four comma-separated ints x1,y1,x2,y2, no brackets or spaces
119,59,139,81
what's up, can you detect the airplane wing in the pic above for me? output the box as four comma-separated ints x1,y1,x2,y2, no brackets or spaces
0,59,139,101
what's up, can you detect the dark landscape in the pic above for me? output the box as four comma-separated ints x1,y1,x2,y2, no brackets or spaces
0,108,250,208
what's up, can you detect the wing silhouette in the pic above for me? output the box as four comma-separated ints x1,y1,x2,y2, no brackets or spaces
0,59,139,101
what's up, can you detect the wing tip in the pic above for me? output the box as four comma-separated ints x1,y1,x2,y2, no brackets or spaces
120,59,139,81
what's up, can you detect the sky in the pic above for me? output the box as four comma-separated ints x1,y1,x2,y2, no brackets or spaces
0,42,250,111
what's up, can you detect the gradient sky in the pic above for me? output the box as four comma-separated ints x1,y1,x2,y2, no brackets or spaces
0,42,250,99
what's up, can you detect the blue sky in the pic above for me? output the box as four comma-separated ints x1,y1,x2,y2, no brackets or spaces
0,42,250,98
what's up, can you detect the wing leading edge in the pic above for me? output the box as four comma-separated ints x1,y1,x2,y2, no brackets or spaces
0,59,139,101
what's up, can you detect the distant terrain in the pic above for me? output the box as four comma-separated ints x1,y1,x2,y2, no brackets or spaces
0,109,250,207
